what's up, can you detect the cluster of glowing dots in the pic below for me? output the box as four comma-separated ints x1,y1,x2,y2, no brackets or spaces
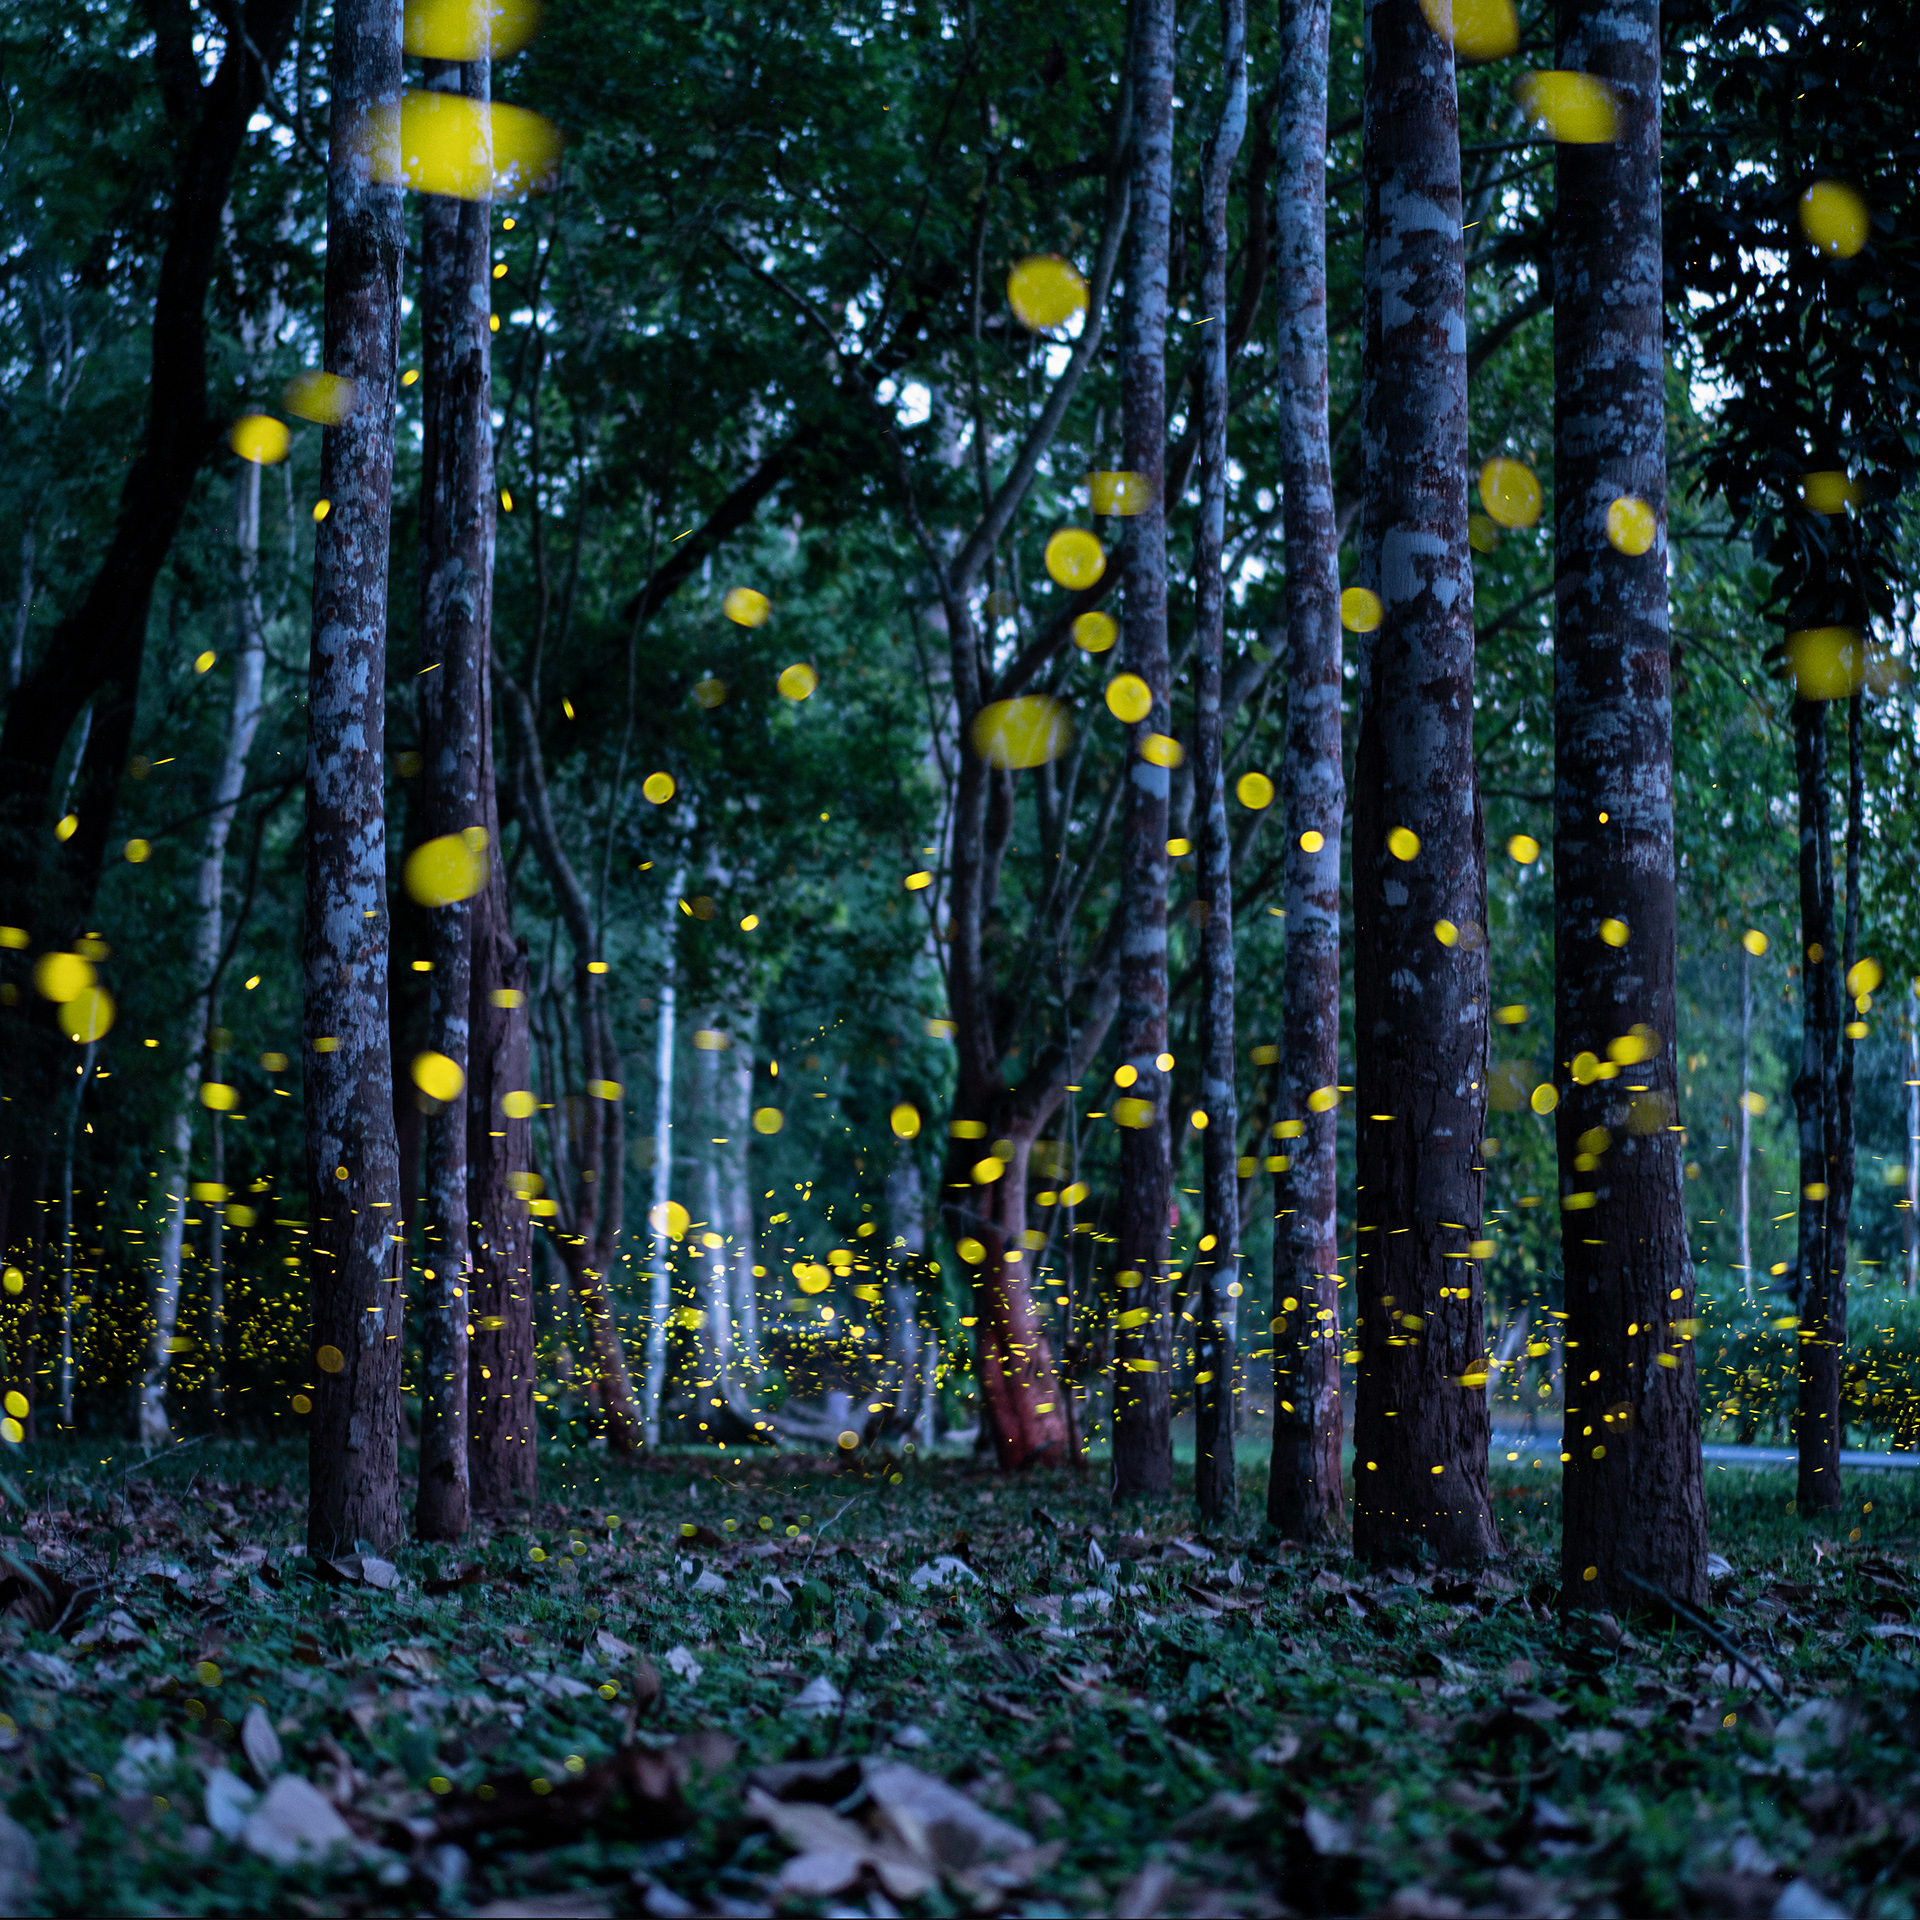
28,945,115,1042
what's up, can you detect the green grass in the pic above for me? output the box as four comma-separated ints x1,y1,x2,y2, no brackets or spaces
3,1441,1918,1916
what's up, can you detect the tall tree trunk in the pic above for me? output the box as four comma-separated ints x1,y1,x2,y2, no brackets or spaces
667,1023,735,1439
1906,1011,1918,1298
465,665,535,1511
1738,935,1756,1307
1191,0,1247,1524
641,879,680,1444
414,50,493,1543
58,1044,95,1430
1267,0,1347,1543
304,0,406,1556
1551,0,1706,1610
1111,0,1178,1506
1350,0,1497,1568
141,462,269,1445
1791,692,1848,1511
726,1036,761,1381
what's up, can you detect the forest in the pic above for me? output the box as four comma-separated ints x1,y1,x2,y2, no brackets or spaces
3,0,1920,1913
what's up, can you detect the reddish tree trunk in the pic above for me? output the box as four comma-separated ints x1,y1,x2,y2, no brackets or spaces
1112,0,1178,1507
1350,0,1498,1568
1191,0,1248,1523
304,0,407,1557
414,52,494,1542
1551,0,1707,1611
1267,0,1347,1542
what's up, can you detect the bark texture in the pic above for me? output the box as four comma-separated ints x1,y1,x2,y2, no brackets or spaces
1552,0,1707,1611
1791,693,1851,1512
1267,0,1347,1542
1191,0,1247,1524
414,52,493,1541
1112,0,1178,1506
1351,0,1497,1567
304,0,407,1558
141,463,268,1443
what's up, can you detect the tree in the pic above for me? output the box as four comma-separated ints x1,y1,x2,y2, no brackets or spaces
414,49,496,1542
1266,0,1345,1543
1551,0,1708,1611
1191,0,1247,1524
304,0,407,1556
1349,0,1497,1567
1111,0,1179,1507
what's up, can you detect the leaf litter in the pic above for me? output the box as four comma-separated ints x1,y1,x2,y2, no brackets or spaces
1,1443,1918,1914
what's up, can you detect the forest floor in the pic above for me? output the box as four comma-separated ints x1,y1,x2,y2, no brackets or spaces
2,1441,1918,1919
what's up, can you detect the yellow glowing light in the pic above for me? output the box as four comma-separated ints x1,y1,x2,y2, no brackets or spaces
777,662,818,701
313,499,331,521
1387,826,1420,862
1516,70,1619,144
371,92,562,200
1089,470,1150,516
1007,255,1088,332
403,0,543,60
402,369,420,386
191,650,218,677
723,587,770,627
1531,1083,1559,1115
491,988,524,1009
502,1090,536,1118
200,1082,239,1111
972,1157,1005,1185
1801,471,1858,515
1600,917,1629,947
1340,586,1383,633
1434,920,1459,947
1139,732,1184,768
956,1237,986,1265
412,1051,465,1102
1602,494,1656,555
1417,0,1518,61
752,1106,784,1135
1508,833,1540,864
1787,627,1865,700
1307,1086,1340,1113
125,838,151,864
1105,673,1152,724
1113,1096,1152,1129
904,870,933,891
970,695,1073,769
1237,771,1275,810
282,371,358,426
890,1102,921,1140
3,1392,25,1418
316,1345,345,1373
58,986,115,1043
52,814,77,842
1496,1004,1527,1025
740,913,759,930
1478,456,1542,528
33,952,95,1004
1469,512,1501,554
1167,837,1191,857
648,1200,690,1240
1799,180,1869,259
642,771,676,804
1847,957,1883,997
1072,611,1119,654
405,829,490,906
1044,528,1106,590
229,415,290,465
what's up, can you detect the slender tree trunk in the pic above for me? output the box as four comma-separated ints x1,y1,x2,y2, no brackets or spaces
1350,0,1497,1568
724,1022,760,1385
141,461,269,1444
642,880,680,1443
58,1044,94,1430
1738,938,1755,1307
9,523,32,693
1112,0,1178,1506
304,0,406,1556
668,1024,735,1439
1791,694,1845,1510
414,50,492,1543
1191,0,1247,1524
1551,0,1706,1610
1906,1011,1918,1298
465,672,536,1511
1267,0,1347,1542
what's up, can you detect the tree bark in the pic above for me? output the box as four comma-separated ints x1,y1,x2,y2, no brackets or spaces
1738,936,1755,1308
304,0,407,1557
465,683,536,1512
413,51,493,1543
1267,0,1347,1543
1350,0,1497,1568
1191,0,1247,1524
1111,0,1178,1507
1551,0,1706,1610
1792,690,1858,1512
141,461,269,1444
641,877,681,1444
